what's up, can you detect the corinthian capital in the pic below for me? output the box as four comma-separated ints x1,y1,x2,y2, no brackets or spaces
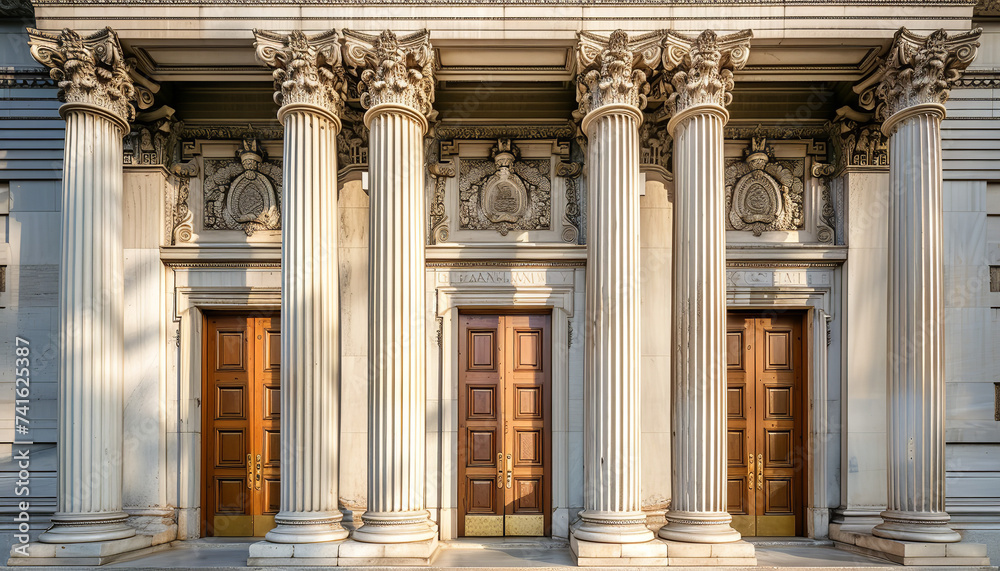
342,29,435,120
254,29,347,119
575,29,664,119
876,27,982,123
661,29,752,116
27,27,135,125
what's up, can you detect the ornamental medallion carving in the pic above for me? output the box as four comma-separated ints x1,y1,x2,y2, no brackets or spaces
459,140,550,236
203,140,282,235
725,136,804,236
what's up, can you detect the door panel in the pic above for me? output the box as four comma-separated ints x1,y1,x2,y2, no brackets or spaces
459,313,551,537
727,313,804,537
203,313,281,537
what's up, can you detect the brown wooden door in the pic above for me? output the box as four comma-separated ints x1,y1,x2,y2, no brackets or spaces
458,313,551,537
726,313,804,537
203,313,281,537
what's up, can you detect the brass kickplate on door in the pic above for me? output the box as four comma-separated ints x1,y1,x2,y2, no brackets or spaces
730,515,754,537
213,515,254,537
465,515,503,536
504,514,543,536
756,515,796,536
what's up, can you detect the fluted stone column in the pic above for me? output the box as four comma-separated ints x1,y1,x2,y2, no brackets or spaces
253,29,350,544
343,29,437,544
573,30,658,545
25,27,137,545
871,27,981,544
658,29,752,544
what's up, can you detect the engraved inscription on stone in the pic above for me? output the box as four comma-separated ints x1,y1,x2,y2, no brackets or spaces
459,139,551,236
203,139,283,236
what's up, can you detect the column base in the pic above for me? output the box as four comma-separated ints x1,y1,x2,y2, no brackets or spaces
572,510,654,544
658,511,742,543
247,539,346,567
339,537,438,566
831,507,885,534
832,523,990,566
570,535,667,566
7,535,160,566
37,512,136,544
872,510,962,543
265,511,351,543
351,511,437,544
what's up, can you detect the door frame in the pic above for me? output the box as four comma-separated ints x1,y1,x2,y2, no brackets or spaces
727,310,808,537
433,268,580,540
727,276,836,539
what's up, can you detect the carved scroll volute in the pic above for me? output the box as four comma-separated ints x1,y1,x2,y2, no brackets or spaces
27,27,136,130
253,29,347,123
875,27,982,132
342,29,436,128
428,161,455,244
575,29,664,122
661,29,752,122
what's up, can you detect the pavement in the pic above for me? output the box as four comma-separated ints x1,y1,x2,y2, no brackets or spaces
3,537,997,570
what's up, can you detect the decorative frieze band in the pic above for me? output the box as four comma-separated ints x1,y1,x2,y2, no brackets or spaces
27,26,136,126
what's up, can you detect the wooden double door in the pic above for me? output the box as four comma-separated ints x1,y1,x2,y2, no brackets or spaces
458,313,552,537
203,313,281,537
726,313,805,537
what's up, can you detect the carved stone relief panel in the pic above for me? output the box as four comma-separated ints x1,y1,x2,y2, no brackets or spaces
433,129,581,245
725,136,805,236
203,139,283,236
723,129,835,245
458,140,551,236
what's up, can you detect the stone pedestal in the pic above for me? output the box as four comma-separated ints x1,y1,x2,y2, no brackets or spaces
343,29,438,552
248,30,351,564
658,29,752,548
9,27,139,567
572,30,657,550
832,524,989,566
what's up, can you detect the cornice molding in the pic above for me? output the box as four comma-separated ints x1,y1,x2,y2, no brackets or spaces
29,0,976,5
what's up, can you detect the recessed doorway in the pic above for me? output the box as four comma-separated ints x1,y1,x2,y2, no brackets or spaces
458,312,552,537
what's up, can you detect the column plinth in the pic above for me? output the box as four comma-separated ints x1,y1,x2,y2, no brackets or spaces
253,29,350,549
658,29,751,546
343,29,437,548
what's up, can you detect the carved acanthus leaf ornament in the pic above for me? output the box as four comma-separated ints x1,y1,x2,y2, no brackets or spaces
575,29,663,118
661,29,752,116
875,27,981,123
27,27,136,125
343,29,436,120
254,29,347,117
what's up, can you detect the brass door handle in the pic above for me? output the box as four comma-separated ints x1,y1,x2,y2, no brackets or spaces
497,452,504,489
506,453,512,489
255,454,262,491
757,453,763,490
247,454,253,489
747,453,754,490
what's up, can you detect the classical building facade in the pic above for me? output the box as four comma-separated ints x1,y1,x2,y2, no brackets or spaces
0,0,999,566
